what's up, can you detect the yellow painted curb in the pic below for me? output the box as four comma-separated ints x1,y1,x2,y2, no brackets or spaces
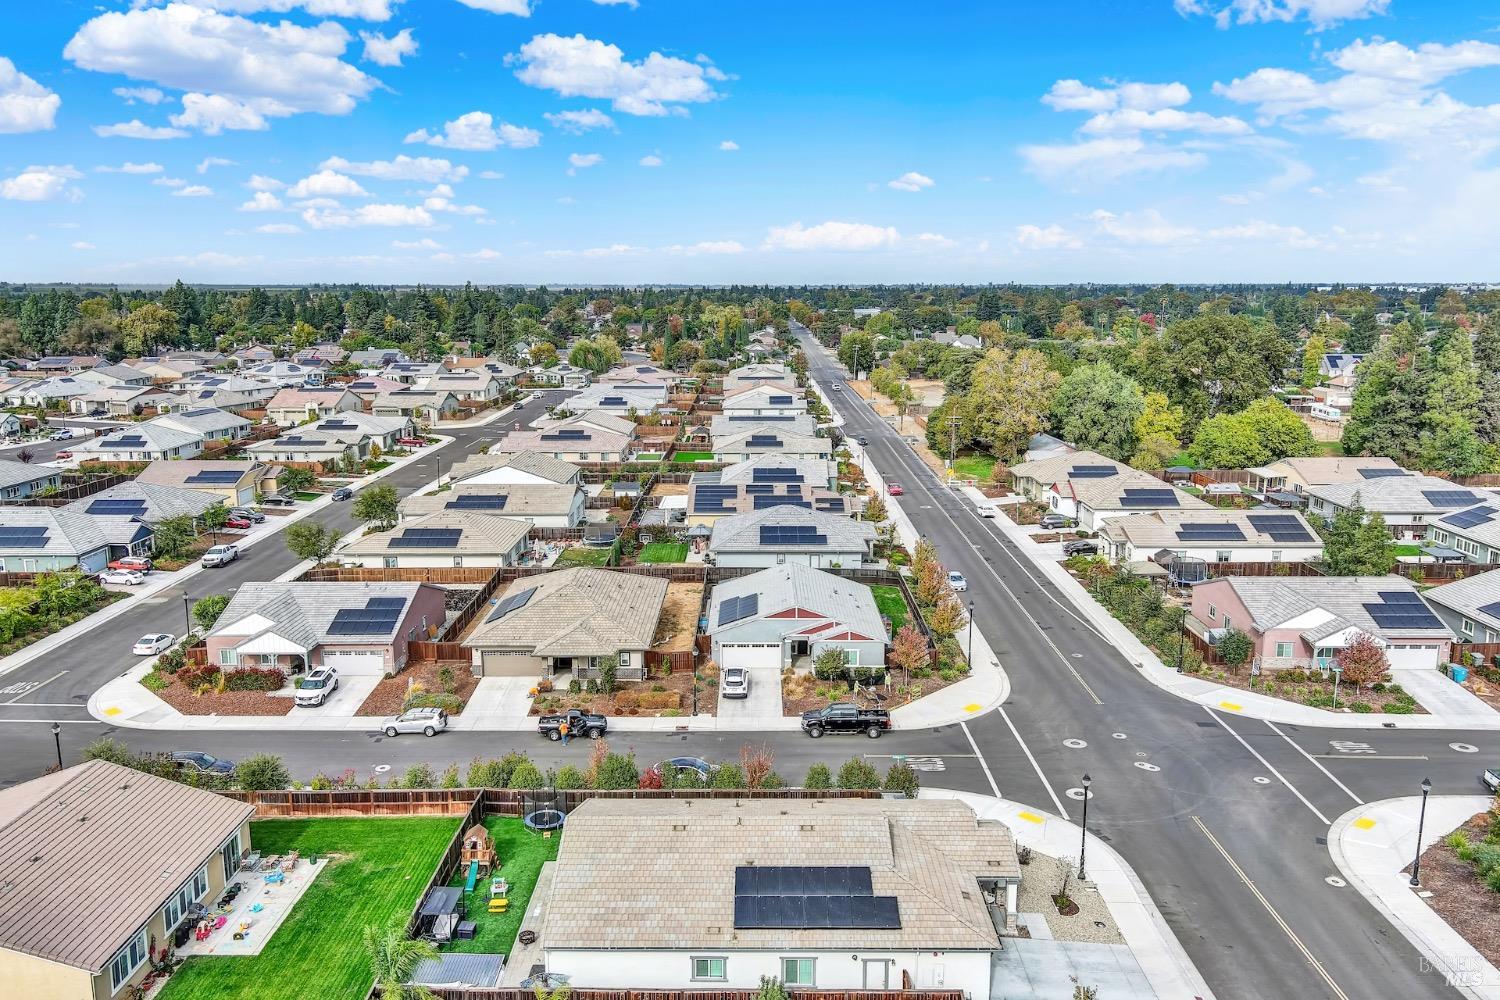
1017,811,1044,824
964,703,982,713
102,707,120,717
1353,817,1376,831
1218,701,1243,712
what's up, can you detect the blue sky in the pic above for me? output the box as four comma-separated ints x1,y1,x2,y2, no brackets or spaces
2,0,1499,284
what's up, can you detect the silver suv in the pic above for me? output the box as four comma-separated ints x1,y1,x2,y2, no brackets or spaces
382,707,448,737
295,667,338,707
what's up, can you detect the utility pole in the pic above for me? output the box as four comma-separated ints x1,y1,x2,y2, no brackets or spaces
947,414,960,472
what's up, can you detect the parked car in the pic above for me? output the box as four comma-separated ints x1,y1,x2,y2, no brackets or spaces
538,708,608,741
1484,767,1500,793
398,436,426,446
330,487,352,502
947,571,969,592
202,543,239,567
48,429,74,441
720,666,750,699
977,505,999,519
1062,539,1098,557
294,667,339,707
831,382,843,391
132,633,175,656
655,757,717,781
801,702,892,739
100,569,146,587
887,481,904,496
259,494,296,507
1039,513,1077,530
169,751,235,776
108,555,152,572
54,450,72,460
382,707,449,737
229,507,265,523
224,516,252,530
88,408,108,417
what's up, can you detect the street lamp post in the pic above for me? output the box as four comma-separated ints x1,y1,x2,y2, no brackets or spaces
1410,777,1433,887
1079,773,1092,882
51,722,62,770
183,594,193,639
1176,610,1186,674
1331,663,1343,711
966,601,975,665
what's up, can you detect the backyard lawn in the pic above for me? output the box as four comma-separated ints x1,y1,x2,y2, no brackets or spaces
952,454,997,483
871,585,908,631
673,451,715,462
556,545,612,566
447,817,561,958
639,542,688,563
1393,543,1424,557
634,452,665,461
160,817,458,1000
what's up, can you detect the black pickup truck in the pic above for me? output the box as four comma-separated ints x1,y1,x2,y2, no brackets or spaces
537,708,608,741
800,703,891,739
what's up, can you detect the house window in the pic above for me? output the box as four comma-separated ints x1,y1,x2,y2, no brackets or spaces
453,556,463,568
1433,531,1449,545
421,616,429,633
1208,605,1217,620
1463,619,1475,637
220,831,241,881
384,556,398,568
618,651,631,667
692,957,726,981
1270,551,1282,562
1223,616,1231,629
219,648,238,666
783,959,816,986
1216,550,1232,563
1275,642,1293,658
161,864,210,930
109,928,149,993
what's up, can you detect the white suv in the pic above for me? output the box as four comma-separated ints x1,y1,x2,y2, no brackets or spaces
295,667,338,707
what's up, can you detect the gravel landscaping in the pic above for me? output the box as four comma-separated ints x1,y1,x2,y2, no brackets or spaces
1411,807,1500,968
1015,850,1123,945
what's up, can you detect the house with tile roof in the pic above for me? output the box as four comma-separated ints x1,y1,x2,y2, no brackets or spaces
709,504,876,568
1306,474,1491,539
447,451,581,487
1099,509,1324,569
343,374,408,403
707,562,887,671
723,362,796,394
75,364,151,389
233,344,277,364
526,363,592,388
1,376,94,409
371,388,461,424
539,796,1016,997
1425,501,1500,564
420,370,503,401
148,406,251,443
0,507,152,573
566,384,667,417
493,414,637,463
0,760,254,1000
266,386,363,427
242,361,320,386
400,482,584,527
462,567,667,679
66,384,182,417
687,456,843,525
338,510,531,568
721,384,807,417
348,348,408,370
136,460,277,508
380,362,445,385
1008,450,1210,531
713,427,832,465
710,413,819,443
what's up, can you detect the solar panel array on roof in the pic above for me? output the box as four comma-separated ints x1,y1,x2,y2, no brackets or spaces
752,468,804,483
365,597,407,610
1442,505,1499,529
180,407,217,417
1422,490,1482,508
1246,513,1315,543
446,494,509,510
729,414,795,421
732,865,899,930
754,495,811,509
389,528,462,548
717,593,759,626
761,525,827,545
186,470,244,484
1069,465,1118,478
1358,468,1408,479
744,484,775,495
0,526,49,548
747,435,783,447
1176,523,1245,541
328,605,403,635
735,866,873,896
816,497,846,512
598,396,628,406
351,381,376,389
1362,590,1444,631
100,435,146,448
86,499,148,516
540,429,589,442
318,420,357,430
768,395,794,405
694,485,738,512
486,586,537,623
280,437,327,446
1120,488,1180,508
1478,600,1500,620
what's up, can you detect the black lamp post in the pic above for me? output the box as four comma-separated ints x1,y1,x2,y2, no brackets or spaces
1079,773,1092,882
966,601,975,665
51,722,62,770
1177,609,1186,674
183,594,193,639
1410,777,1433,887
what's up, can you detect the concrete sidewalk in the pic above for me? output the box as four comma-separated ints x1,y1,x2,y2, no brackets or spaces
1330,796,1500,998
964,485,1500,731
922,788,1217,1000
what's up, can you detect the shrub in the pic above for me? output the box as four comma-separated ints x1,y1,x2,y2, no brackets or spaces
613,691,639,709
176,665,220,689
567,679,582,694
507,762,545,789
804,763,833,789
837,758,882,789
1349,702,1373,713
155,647,187,675
235,754,290,791
595,752,640,790
403,692,464,714
637,691,681,710
227,666,286,692
437,665,456,694
1383,701,1415,715
938,668,960,682
555,764,589,789
883,762,920,797
440,764,461,789
711,763,748,789
758,770,785,789
141,671,169,692
400,763,436,789
309,773,333,790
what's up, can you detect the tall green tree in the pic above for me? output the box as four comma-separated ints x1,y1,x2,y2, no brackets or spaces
1048,362,1144,461
352,484,399,530
363,924,438,1000
1131,314,1291,433
1320,501,1395,576
959,347,1061,461
1302,334,1327,387
1130,391,1184,469
285,522,340,564
837,330,876,379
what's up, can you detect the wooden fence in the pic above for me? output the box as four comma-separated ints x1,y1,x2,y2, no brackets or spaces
1393,562,1500,583
644,649,693,674
298,566,498,584
407,641,471,663
4,472,133,506
425,990,961,1000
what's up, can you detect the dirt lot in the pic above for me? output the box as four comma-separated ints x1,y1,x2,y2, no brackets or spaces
1411,808,1500,969
355,661,479,717
651,481,689,497
653,581,703,652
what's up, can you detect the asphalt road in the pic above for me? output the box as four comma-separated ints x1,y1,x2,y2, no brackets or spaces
0,415,129,464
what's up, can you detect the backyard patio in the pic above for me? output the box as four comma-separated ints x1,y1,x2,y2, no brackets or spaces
175,854,327,958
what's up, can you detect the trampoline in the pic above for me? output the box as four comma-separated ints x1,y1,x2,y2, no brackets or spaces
523,809,566,832
522,784,567,832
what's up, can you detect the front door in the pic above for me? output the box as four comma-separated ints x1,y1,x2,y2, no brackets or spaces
862,961,891,989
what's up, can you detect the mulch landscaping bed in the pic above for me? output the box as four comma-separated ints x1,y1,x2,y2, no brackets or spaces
529,663,715,718
1185,666,1426,714
153,678,294,717
1411,809,1500,968
781,669,963,716
354,661,479,717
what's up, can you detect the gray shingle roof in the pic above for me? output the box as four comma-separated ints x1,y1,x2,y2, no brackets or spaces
1420,570,1500,631
448,451,581,485
341,510,530,558
0,459,57,493
710,504,876,553
210,582,428,649
462,567,666,656
1100,509,1322,550
1007,449,1129,484
63,481,222,522
1205,575,1455,640
1310,474,1490,514
0,507,149,557
708,563,886,641
400,483,580,519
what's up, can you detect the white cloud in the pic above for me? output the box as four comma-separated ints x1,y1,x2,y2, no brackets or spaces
719,139,739,150
1080,108,1251,136
71,241,96,251
95,162,163,174
301,202,433,228
544,108,615,133
455,0,531,14
546,244,647,257
1,165,83,202
168,0,399,18
1042,79,1117,112
1014,223,1082,249
509,33,724,116
113,85,165,105
360,28,416,67
0,57,61,133
478,170,504,180
1043,79,1191,113
887,171,934,192
1084,208,1321,249
253,222,300,233
153,176,187,188
64,4,379,132
1174,0,1388,30
287,169,369,198
320,154,467,182
172,184,214,197
1089,208,1198,246
294,196,341,209
422,191,487,216
466,248,502,260
247,174,284,191
93,120,189,139
567,152,603,175
591,0,639,7
913,232,957,248
1020,136,1207,182
638,154,663,167
763,220,900,252
405,110,541,150
393,237,442,249
239,191,284,211
662,240,745,255
197,156,236,174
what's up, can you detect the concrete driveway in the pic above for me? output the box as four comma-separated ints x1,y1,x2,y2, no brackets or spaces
281,674,381,718
990,940,1153,1000
717,665,782,722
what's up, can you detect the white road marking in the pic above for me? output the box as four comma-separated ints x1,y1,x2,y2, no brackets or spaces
1206,708,1329,825
992,708,1071,817
960,721,1002,797
1265,721,1363,805
2,670,67,705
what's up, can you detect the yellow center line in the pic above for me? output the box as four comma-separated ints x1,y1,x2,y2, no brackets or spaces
1192,815,1349,1000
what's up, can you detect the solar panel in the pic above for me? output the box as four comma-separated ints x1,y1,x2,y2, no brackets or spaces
1478,601,1500,620
1267,529,1315,542
769,395,794,405
366,597,407,610
104,435,145,446
752,468,803,482
717,593,759,626
733,894,898,930
816,497,846,511
730,414,794,421
0,527,49,548
761,526,827,545
390,528,462,548
744,484,775,495
87,499,148,516
754,496,811,509
748,435,783,447
446,494,509,510
1121,488,1180,508
1441,505,1498,529
599,396,627,406
1423,490,1481,508
186,470,244,484
1069,465,1118,479
328,608,401,634
1375,590,1424,604
486,586,537,622
1358,468,1408,479
1363,593,1444,631
735,866,873,896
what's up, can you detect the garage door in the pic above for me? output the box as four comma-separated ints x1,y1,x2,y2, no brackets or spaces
1386,643,1442,670
481,651,547,677
718,643,782,670
321,649,386,675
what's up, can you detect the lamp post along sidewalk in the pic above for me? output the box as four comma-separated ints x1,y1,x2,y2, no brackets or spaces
1410,777,1433,887
1079,773,1092,882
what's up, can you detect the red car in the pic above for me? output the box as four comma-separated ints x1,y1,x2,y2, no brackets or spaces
224,516,252,530
887,481,904,496
397,436,425,447
55,450,73,459
108,556,152,572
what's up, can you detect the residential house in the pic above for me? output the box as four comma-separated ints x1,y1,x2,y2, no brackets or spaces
0,412,22,437
27,355,102,373
723,363,798,395
1024,432,1073,463
950,334,982,350
527,363,592,388
204,582,448,675
707,562,887,670
598,363,675,387
174,374,279,406
63,481,223,525
1421,571,1500,645
137,460,276,508
1007,450,1131,502
338,510,531,569
1426,502,1500,564
126,357,205,381
294,344,348,366
371,388,461,423
304,411,413,451
494,414,636,463
246,431,361,468
266,386,362,427
1189,575,1454,673
539,797,1016,997
708,504,876,568
0,507,152,573
447,451,581,487
71,423,205,463
1319,353,1364,381
74,364,151,389
241,361,322,386
478,360,522,386
687,456,844,525
565,384,667,417
400,482,584,527
1099,509,1324,578
1306,474,1490,539
721,385,807,417
421,370,502,402
67,384,181,417
0,760,254,1000
462,567,667,679
0,459,61,501
233,344,277,365
1246,456,1406,496
344,375,408,405
348,348,408,370
2,376,93,409
713,427,832,465
149,406,251,444
380,362,445,385
1008,452,1209,531
710,413,819,441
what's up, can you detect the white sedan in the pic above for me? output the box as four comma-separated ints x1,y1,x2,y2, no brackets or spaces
947,571,969,592
99,569,146,587
132,633,176,656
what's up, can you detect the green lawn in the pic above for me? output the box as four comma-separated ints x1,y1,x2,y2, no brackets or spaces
1165,451,1198,469
293,491,322,501
634,452,665,461
639,542,688,563
1312,440,1346,456
446,818,561,957
1393,543,1424,557
871,585,908,631
557,546,612,566
952,453,997,483
160,817,458,1000
673,451,715,462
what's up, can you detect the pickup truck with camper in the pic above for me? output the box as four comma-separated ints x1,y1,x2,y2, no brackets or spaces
801,702,891,739
538,708,608,741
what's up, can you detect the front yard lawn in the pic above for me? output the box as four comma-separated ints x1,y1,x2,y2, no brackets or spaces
871,585,908,631
673,450,715,462
952,453,998,483
639,542,688,563
159,817,458,1000
556,545,612,566
293,491,322,502
446,817,560,957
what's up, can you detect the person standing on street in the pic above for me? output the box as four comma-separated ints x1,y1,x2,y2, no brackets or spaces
560,719,570,745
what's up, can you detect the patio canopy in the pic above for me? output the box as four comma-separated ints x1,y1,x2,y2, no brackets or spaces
420,886,463,919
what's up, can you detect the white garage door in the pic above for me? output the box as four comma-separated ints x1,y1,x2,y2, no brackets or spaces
481,651,546,677
718,643,782,670
321,649,386,675
1386,643,1442,670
